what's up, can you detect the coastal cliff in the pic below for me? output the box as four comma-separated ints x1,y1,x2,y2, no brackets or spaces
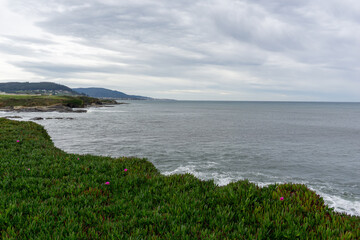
0,118,359,239
0,94,119,113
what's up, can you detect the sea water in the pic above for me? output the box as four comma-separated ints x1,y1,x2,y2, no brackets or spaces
2,101,359,216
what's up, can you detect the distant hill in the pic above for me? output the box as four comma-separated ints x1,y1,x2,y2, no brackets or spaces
72,88,151,100
0,82,79,95
0,82,152,100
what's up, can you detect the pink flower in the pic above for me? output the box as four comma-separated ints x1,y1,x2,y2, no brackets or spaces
105,182,110,185
27,168,30,171
280,197,284,201
124,169,128,172
77,158,80,160
16,140,20,143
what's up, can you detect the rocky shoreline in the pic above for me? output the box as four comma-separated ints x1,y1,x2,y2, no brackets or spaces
0,101,122,121
0,101,121,113
0,104,87,113
3,116,75,121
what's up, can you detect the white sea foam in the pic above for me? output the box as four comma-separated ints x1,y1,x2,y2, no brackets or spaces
162,164,360,216
163,165,197,176
310,188,360,216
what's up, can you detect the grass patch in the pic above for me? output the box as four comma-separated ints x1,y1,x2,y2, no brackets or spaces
0,118,359,239
0,94,113,108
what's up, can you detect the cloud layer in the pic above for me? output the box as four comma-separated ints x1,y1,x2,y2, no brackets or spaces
0,0,359,100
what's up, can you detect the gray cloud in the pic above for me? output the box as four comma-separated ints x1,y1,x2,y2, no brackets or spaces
2,0,360,100
0,42,39,56
13,61,130,78
3,35,55,45
0,35,54,57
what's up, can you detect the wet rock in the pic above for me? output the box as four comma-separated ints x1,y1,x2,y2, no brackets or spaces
72,109,87,113
0,104,87,113
30,117,44,120
3,116,22,119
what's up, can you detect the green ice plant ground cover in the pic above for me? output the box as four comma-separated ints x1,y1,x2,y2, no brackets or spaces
0,118,359,239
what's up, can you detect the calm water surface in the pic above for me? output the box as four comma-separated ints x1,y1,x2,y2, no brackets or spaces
2,101,359,216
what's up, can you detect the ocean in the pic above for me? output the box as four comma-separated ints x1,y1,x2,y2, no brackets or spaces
2,101,359,216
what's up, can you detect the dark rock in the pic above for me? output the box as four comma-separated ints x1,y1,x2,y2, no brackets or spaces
72,109,87,113
0,104,87,113
0,106,14,112
30,117,44,120
4,116,22,119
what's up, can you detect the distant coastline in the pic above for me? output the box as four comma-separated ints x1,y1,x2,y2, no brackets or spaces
0,94,120,113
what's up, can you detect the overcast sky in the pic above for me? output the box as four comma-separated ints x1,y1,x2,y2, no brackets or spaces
0,0,359,101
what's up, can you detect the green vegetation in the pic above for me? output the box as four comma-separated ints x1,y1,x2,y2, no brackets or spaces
0,94,116,108
0,82,78,95
0,118,359,239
